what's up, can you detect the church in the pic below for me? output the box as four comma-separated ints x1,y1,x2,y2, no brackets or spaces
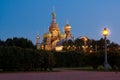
36,10,73,51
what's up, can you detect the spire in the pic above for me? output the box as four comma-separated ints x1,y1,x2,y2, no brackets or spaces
66,19,69,24
52,7,56,23
52,6,55,13
66,19,70,26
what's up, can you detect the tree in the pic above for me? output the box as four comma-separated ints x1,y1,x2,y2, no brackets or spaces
0,39,5,46
5,38,14,46
13,37,35,49
5,37,35,49
108,42,120,52
85,51,104,70
62,39,75,51
74,38,84,51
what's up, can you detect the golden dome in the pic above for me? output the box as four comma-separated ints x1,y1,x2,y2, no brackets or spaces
64,23,71,31
60,32,66,39
46,32,52,37
43,32,52,38
43,33,48,38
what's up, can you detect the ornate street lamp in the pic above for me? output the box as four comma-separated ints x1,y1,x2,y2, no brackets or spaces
102,28,110,70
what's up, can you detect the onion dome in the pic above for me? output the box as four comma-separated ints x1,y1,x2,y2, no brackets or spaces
46,32,52,37
80,36,88,41
60,32,66,39
36,35,40,39
43,33,48,38
64,20,71,31
49,10,60,32
43,32,52,38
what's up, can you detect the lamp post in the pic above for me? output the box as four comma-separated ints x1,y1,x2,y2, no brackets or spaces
102,28,110,70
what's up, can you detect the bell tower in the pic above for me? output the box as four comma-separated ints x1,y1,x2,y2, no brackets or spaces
36,35,40,49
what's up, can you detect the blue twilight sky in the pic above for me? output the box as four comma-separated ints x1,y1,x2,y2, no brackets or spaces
0,0,120,44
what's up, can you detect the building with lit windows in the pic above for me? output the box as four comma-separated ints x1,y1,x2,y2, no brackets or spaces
36,10,73,51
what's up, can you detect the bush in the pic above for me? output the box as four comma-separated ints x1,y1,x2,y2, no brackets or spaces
108,51,120,70
0,47,55,72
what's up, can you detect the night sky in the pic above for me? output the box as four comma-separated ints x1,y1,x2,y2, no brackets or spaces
0,0,120,44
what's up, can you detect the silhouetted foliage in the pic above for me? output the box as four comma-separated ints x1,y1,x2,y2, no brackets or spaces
74,38,84,51
0,47,55,72
5,37,35,49
84,51,104,70
5,38,14,46
53,51,86,67
0,39,5,46
0,37,120,72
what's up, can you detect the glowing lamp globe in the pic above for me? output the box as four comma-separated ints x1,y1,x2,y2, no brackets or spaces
102,28,109,37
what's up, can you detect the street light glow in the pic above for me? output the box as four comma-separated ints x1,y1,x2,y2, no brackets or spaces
102,28,109,37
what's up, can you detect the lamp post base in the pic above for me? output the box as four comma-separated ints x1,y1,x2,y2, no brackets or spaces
104,62,110,71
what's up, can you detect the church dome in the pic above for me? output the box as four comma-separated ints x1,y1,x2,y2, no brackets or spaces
43,32,52,38
64,23,71,31
36,35,40,39
60,32,66,39
49,10,60,32
80,36,88,41
46,32,52,37
43,33,48,38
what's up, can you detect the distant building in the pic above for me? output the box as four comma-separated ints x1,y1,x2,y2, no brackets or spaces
36,10,73,51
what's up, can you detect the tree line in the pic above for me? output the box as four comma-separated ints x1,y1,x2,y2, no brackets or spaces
0,47,120,71
62,38,120,53
0,37,35,49
0,37,120,71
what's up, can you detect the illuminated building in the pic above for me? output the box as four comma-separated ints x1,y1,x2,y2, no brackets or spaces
36,10,73,51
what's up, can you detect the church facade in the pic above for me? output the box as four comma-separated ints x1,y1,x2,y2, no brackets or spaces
36,10,73,51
